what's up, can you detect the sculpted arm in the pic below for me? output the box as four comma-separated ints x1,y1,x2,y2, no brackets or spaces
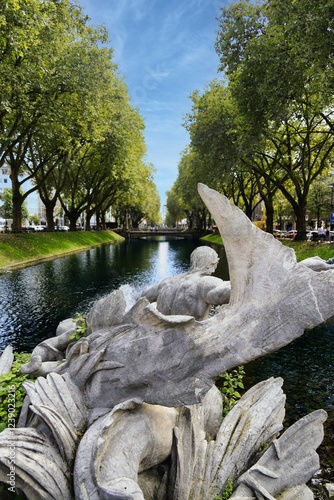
200,277,231,306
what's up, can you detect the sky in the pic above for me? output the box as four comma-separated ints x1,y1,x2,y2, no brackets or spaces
79,0,230,215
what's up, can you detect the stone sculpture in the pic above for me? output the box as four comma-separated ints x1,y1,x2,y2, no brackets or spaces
300,255,334,271
0,183,334,499
142,245,231,320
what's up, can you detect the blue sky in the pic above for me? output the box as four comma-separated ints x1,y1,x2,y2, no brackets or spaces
79,0,230,214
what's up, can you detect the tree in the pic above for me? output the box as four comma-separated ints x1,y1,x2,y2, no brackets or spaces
165,185,186,227
113,163,161,229
214,0,334,238
170,148,212,229
184,82,272,225
0,0,117,231
0,188,13,219
307,179,333,228
0,188,28,220
215,0,334,128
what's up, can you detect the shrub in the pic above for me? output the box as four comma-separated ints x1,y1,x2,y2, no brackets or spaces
0,352,36,432
218,366,245,417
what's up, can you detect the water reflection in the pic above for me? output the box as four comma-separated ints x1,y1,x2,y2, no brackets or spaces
0,238,200,352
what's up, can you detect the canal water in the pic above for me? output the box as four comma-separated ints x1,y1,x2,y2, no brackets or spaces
0,236,333,487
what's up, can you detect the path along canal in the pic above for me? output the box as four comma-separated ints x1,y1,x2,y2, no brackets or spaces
0,236,333,487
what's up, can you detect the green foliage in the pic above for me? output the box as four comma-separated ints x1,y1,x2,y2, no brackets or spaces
0,188,28,220
171,0,334,237
218,366,245,417
70,312,87,341
112,162,161,229
0,0,151,233
0,352,36,432
212,476,234,500
258,441,269,453
166,147,211,229
222,476,234,499
0,189,13,219
282,240,334,263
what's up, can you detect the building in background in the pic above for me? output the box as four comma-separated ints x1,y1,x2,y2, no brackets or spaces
0,165,10,198
0,164,42,219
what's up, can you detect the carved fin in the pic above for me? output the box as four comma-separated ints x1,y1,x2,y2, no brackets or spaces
198,183,297,306
0,427,72,499
23,372,87,431
232,409,327,498
30,403,77,464
198,183,334,331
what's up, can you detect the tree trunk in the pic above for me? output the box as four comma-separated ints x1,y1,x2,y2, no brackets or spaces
85,213,91,231
100,211,106,230
43,200,56,231
85,207,95,231
265,201,274,234
11,174,23,233
295,202,307,240
69,216,77,231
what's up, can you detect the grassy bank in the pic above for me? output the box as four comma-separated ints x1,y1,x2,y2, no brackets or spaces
201,233,334,262
0,231,124,271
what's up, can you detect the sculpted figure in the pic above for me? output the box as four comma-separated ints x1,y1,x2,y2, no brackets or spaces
20,289,128,376
0,184,333,499
20,318,79,376
142,246,231,320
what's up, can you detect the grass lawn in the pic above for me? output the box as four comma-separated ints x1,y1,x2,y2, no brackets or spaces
201,233,334,262
0,231,124,270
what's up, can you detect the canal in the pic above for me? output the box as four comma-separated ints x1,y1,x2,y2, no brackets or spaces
0,236,333,487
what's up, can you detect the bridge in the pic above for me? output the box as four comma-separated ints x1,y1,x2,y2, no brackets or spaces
117,228,207,239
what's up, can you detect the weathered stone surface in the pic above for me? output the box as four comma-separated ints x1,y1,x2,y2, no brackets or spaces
209,377,286,497
169,386,223,500
231,409,327,499
50,186,334,414
325,482,334,499
142,246,230,320
168,378,286,500
0,184,331,499
86,289,127,334
72,398,177,499
0,345,13,375
0,427,72,499
19,289,130,378
20,324,78,377
300,255,334,271
277,485,314,499
56,317,77,337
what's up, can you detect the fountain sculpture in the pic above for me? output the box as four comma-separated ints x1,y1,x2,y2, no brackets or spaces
0,184,333,499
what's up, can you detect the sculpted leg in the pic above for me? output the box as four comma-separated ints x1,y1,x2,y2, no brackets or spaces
74,402,177,500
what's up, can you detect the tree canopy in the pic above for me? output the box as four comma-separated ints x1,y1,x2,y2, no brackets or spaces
168,0,334,237
0,0,160,231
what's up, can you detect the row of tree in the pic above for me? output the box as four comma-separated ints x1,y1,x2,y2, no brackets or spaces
0,0,160,232
167,0,334,238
